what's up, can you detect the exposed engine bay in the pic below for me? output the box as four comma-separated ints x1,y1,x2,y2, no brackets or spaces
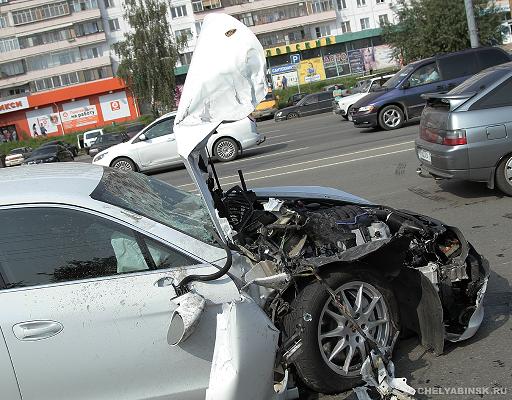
215,182,488,352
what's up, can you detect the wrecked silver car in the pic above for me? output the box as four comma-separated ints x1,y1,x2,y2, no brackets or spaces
173,13,490,397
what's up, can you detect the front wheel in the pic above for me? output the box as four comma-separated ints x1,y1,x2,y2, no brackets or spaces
214,138,239,162
283,267,399,394
111,157,136,171
378,105,404,130
495,154,512,196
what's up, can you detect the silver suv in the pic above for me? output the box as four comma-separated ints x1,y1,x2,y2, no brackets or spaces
416,62,512,195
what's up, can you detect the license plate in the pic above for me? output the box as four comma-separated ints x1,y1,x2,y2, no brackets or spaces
418,148,431,163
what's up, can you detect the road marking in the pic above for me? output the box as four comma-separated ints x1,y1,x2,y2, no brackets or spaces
178,142,414,189
216,148,414,186
229,147,309,165
266,133,289,139
260,129,280,134
253,139,295,149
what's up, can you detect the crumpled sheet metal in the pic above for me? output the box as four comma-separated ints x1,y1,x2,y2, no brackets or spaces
205,297,281,400
353,350,416,400
174,13,267,160
167,291,206,346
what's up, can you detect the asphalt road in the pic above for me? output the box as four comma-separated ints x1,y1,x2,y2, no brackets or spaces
78,112,511,398
150,113,511,400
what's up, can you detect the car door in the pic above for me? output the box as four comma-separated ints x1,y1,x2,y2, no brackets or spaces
315,91,334,114
0,205,239,400
298,94,319,116
132,117,179,168
400,62,444,119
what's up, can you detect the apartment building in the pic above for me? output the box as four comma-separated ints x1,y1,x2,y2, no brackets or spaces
0,0,138,139
191,0,400,85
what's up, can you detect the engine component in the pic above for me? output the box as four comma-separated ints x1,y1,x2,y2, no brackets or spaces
417,262,439,286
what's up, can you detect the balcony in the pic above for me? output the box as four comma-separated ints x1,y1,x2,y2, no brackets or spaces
250,10,336,35
0,31,107,63
0,8,101,38
194,0,302,19
0,55,111,90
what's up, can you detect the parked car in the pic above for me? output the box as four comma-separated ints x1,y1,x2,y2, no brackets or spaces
5,147,32,167
285,92,308,106
333,74,394,120
351,47,512,130
82,128,104,151
416,61,512,195
92,112,265,171
39,140,79,156
89,132,129,157
275,91,334,121
22,145,74,165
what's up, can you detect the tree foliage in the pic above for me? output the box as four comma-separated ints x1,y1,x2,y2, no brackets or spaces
114,0,182,117
382,0,505,64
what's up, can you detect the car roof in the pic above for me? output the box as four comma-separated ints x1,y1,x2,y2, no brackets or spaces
0,163,103,206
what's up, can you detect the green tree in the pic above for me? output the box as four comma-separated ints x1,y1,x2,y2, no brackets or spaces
114,0,182,117
383,0,505,64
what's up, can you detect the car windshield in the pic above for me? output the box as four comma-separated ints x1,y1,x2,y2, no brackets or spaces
32,146,57,155
382,65,415,88
358,79,372,93
9,148,25,155
91,169,217,246
448,67,510,95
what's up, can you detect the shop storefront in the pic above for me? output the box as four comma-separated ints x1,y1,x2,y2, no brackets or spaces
0,77,139,141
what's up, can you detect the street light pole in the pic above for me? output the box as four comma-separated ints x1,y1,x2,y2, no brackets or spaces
464,0,480,48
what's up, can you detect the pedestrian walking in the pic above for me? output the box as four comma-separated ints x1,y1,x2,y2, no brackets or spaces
40,123,47,136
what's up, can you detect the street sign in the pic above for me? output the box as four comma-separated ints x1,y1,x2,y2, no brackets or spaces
290,54,301,64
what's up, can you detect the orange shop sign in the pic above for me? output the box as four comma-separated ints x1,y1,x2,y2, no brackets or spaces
59,105,99,129
0,97,29,114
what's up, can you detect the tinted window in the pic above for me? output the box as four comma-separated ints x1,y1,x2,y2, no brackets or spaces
438,52,479,80
32,146,57,155
408,63,440,87
478,48,510,70
85,131,101,139
303,95,318,105
91,169,217,246
0,207,195,289
318,92,332,101
143,118,174,139
470,77,512,110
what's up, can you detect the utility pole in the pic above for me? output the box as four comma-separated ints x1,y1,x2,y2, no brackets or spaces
464,0,480,48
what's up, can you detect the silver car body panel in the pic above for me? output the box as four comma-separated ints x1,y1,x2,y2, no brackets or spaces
416,62,512,185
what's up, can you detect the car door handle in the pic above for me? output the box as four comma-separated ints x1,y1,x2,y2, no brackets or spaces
13,320,63,341
167,137,176,142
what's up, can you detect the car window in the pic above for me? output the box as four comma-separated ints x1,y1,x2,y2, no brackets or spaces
91,168,218,246
438,52,479,80
477,48,511,70
382,65,415,88
408,63,440,87
143,118,174,140
0,207,195,289
303,95,318,105
449,67,509,95
85,131,101,139
469,77,512,110
318,92,332,101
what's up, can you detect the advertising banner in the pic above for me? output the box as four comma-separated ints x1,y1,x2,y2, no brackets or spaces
99,91,131,122
0,96,29,115
298,57,326,84
26,107,59,137
322,52,350,78
270,64,298,88
60,105,99,130
374,45,399,70
348,50,365,74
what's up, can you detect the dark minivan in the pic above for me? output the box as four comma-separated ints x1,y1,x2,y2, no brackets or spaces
351,47,511,130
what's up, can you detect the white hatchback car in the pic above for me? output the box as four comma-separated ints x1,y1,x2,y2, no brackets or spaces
92,111,265,171
335,75,393,121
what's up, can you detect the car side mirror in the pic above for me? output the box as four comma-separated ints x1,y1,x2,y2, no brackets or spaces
401,81,410,90
167,291,206,346
139,133,147,141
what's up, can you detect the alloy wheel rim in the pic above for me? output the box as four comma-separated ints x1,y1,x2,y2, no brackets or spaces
114,160,133,171
505,157,512,185
217,140,236,160
318,281,391,376
383,109,401,128
288,113,298,119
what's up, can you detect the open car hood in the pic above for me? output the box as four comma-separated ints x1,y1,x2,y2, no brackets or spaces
174,13,267,238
